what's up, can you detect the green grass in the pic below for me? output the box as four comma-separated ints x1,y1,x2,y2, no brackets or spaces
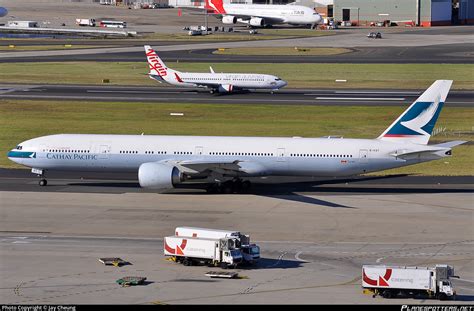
1,100,472,175
213,47,352,56
0,62,473,89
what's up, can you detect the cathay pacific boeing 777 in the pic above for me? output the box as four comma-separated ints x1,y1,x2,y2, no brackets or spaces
8,80,464,193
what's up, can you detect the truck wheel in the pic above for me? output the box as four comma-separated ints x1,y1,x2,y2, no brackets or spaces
183,259,191,266
438,293,447,301
382,290,392,299
220,262,228,269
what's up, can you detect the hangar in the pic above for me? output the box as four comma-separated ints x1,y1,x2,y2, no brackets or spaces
95,0,473,25
332,0,473,26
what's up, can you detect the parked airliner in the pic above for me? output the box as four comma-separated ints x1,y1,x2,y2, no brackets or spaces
204,0,322,28
8,80,464,193
145,45,287,93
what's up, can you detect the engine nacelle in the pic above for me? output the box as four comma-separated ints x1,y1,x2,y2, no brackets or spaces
138,162,184,191
0,7,8,18
222,15,237,24
249,17,264,27
218,84,233,93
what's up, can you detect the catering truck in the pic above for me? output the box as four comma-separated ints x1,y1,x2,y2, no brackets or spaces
362,265,457,300
164,235,243,269
174,227,260,265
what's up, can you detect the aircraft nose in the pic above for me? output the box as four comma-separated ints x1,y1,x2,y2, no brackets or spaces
280,80,288,88
7,149,19,163
314,14,322,24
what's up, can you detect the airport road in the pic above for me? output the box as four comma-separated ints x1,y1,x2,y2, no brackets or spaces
1,84,473,107
0,177,472,304
0,44,472,64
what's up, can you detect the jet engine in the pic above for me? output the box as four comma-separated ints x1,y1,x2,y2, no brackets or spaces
138,162,184,191
0,7,8,17
222,15,237,24
249,17,264,27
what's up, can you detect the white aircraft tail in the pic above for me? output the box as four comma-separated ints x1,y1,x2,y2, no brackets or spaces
378,80,453,145
144,45,181,83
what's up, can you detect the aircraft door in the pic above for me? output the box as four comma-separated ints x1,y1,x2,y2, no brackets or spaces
195,146,203,156
276,148,286,162
359,149,368,164
97,144,110,159
38,144,47,158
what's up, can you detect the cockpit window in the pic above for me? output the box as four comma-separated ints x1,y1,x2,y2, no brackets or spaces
275,78,281,81
16,145,22,150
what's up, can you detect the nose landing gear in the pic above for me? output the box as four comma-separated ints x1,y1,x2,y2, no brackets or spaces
32,168,47,186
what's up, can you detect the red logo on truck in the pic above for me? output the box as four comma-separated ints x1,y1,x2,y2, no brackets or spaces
363,268,392,287
164,238,187,255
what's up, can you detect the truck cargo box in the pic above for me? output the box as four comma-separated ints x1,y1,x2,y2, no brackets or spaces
363,265,432,290
175,227,240,240
164,236,218,260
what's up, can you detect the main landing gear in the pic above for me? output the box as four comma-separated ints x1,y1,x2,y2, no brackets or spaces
206,179,252,194
39,179,47,186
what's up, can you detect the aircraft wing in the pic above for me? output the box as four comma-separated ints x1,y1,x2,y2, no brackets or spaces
191,81,238,92
230,14,285,24
162,159,267,176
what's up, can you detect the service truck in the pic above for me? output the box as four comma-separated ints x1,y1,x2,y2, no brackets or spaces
175,227,260,265
76,19,96,27
164,236,242,269
362,264,457,300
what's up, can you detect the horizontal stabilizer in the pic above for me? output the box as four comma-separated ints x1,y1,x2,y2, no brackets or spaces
432,140,467,148
390,141,465,159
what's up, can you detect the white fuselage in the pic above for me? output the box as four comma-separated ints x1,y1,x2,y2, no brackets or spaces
8,134,448,178
162,71,287,91
220,4,322,25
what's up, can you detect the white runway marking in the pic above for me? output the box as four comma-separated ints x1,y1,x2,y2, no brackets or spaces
295,251,309,263
335,91,420,95
316,97,405,101
86,90,190,94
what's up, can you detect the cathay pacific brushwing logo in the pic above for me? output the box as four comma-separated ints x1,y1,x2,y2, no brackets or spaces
400,96,440,136
384,98,444,137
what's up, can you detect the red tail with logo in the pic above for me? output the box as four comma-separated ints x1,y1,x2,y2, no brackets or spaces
205,0,226,14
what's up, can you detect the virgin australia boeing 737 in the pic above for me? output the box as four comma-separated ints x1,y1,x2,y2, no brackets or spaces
144,45,287,94
8,80,464,193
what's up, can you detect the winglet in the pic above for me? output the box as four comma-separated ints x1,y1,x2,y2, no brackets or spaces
210,66,215,74
174,72,183,83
